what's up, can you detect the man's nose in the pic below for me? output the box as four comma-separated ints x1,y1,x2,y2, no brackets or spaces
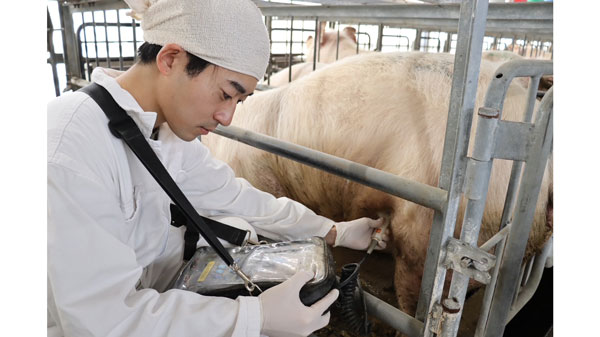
214,103,236,126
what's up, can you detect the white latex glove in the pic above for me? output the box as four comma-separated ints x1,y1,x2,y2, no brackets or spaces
259,270,339,337
333,217,389,251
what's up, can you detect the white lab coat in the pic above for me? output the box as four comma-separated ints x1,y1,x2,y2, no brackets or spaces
47,68,334,337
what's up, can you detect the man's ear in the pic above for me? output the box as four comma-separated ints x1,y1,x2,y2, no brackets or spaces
155,43,186,75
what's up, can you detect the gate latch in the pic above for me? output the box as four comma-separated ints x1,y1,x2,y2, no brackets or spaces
444,237,496,284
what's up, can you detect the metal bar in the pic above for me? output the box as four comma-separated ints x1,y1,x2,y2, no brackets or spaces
91,10,99,68
266,16,273,85
213,125,448,212
416,2,489,333
511,261,527,308
484,88,553,337
80,12,91,80
297,18,551,38
58,1,80,89
440,298,462,337
356,23,360,54
443,32,452,52
75,22,139,71
364,291,424,337
256,2,552,22
312,18,318,71
414,29,421,51
484,60,552,112
103,10,111,68
132,16,138,63
479,223,511,253
68,0,128,13
474,233,508,337
256,3,552,38
335,21,340,60
520,255,535,287
117,14,124,70
375,24,384,51
507,237,553,322
358,31,371,51
444,88,498,337
288,17,294,83
48,8,61,97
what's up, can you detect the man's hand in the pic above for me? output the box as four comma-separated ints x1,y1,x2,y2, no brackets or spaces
259,271,339,337
330,217,390,251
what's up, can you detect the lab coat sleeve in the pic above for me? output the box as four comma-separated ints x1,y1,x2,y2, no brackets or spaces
47,163,261,337
179,141,335,241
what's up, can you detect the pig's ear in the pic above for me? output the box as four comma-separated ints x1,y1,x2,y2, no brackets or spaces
343,26,357,43
320,31,330,46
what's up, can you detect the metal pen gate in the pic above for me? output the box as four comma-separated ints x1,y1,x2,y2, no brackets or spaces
48,1,554,336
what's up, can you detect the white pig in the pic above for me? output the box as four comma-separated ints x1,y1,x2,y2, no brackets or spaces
203,52,553,315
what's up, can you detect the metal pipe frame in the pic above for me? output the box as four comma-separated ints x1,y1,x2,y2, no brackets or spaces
256,2,552,38
417,3,489,337
483,87,553,337
441,62,547,337
364,291,424,337
47,8,61,97
212,125,447,212
507,237,552,322
288,17,294,82
76,22,138,72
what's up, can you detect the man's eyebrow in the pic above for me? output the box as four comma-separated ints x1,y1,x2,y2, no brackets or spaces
228,80,247,95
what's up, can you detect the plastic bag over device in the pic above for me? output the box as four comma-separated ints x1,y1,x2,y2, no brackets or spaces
172,236,336,305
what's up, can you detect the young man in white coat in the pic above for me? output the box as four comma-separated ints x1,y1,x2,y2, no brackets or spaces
47,0,388,336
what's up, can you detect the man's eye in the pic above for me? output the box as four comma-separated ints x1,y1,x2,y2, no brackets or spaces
237,99,243,104
223,91,232,100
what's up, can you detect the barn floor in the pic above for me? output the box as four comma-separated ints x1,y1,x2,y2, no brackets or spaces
314,247,553,337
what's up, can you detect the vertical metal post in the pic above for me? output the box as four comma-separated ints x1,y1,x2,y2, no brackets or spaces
58,2,80,88
414,29,422,51
444,104,498,337
376,24,384,52
416,1,490,337
81,12,91,80
474,233,509,337
266,16,273,85
116,12,124,70
47,8,60,97
132,16,138,62
312,18,319,71
103,10,111,69
356,23,361,54
91,10,99,68
482,89,554,337
288,17,294,83
335,21,340,60
443,32,451,53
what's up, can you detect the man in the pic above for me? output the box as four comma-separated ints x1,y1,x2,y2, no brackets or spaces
47,0,388,336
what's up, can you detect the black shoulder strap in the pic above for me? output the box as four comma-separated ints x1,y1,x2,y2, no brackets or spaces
79,83,247,263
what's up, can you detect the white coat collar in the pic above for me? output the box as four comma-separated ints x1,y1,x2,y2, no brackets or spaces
91,67,158,139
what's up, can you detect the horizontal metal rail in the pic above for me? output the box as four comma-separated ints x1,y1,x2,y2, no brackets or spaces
213,125,448,212
364,291,424,337
256,2,552,38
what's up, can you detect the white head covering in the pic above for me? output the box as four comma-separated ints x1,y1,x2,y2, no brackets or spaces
124,0,270,80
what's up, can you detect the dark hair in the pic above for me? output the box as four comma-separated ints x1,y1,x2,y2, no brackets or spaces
137,42,211,77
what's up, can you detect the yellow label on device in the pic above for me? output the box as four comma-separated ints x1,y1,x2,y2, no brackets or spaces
198,261,215,282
